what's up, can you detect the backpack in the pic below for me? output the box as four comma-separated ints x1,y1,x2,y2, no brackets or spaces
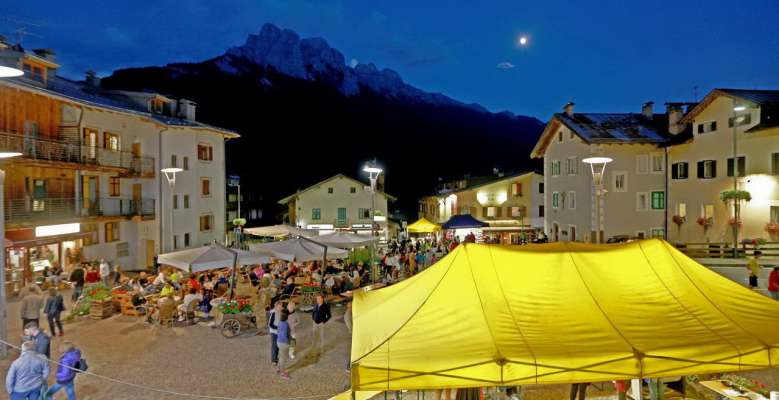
76,357,88,373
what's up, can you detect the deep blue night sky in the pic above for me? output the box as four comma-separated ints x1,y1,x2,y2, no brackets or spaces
3,0,779,119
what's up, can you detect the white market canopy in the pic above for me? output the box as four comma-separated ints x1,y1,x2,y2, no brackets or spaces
311,232,378,249
249,237,348,262
158,243,272,273
243,224,318,238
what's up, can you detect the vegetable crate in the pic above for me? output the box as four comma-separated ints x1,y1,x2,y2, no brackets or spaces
90,297,114,319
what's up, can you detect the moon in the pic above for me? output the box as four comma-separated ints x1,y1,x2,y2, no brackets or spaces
518,36,528,46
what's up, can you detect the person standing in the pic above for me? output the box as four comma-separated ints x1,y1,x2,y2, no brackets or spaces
286,301,300,360
768,266,779,300
20,286,43,329
69,265,85,302
344,301,353,371
23,322,51,359
43,288,65,337
276,310,291,379
99,259,111,287
311,295,331,355
5,341,50,400
267,301,283,365
747,251,762,290
45,341,81,400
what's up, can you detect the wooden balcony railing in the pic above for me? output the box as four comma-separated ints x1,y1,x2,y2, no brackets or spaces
5,197,155,224
674,241,779,258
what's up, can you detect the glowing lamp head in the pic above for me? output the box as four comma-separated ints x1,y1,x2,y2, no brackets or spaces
160,167,183,174
583,157,613,187
363,165,383,174
161,167,183,186
733,105,747,112
0,65,24,78
0,151,21,159
582,157,613,165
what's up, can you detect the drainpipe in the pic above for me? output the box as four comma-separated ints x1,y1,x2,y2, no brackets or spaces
664,147,669,241
158,127,168,253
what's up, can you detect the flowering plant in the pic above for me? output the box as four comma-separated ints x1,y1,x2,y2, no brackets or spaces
766,223,779,235
672,215,686,226
720,190,752,203
720,374,768,397
696,217,713,229
728,217,743,228
218,299,253,314
85,285,112,301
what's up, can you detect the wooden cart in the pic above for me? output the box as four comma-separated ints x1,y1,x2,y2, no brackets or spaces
217,312,257,338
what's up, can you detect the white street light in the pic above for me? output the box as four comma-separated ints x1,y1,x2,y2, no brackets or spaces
583,156,612,244
733,105,746,112
0,65,23,78
161,167,182,252
363,161,383,282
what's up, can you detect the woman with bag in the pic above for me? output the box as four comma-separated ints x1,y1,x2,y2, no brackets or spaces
45,341,81,399
44,288,65,336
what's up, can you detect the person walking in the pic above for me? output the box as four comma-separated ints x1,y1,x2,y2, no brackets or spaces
20,286,43,329
44,341,81,400
5,341,50,400
311,295,331,355
69,265,85,302
23,322,51,359
344,301,353,371
267,301,283,365
768,266,779,300
747,251,762,290
276,310,292,380
286,301,300,360
43,288,65,337
99,259,111,288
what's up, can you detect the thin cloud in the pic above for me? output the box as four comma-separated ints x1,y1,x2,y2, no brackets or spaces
496,62,515,69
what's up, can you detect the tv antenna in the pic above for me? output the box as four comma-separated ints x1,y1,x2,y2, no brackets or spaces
0,16,44,45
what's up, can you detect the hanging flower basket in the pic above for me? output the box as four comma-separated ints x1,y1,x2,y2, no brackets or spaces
720,190,752,203
696,217,713,229
232,218,247,227
766,223,779,235
672,215,686,226
728,217,743,228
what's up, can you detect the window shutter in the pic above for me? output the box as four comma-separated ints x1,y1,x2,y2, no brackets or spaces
482,207,488,217
711,161,717,178
497,207,503,218
518,183,523,196
727,158,734,177
697,161,704,178
738,157,745,176
672,163,679,179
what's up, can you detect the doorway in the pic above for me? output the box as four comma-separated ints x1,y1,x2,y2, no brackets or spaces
145,240,155,269
132,184,142,214
81,176,99,215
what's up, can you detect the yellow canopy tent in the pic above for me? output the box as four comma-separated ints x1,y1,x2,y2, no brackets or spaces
407,218,441,234
350,239,779,391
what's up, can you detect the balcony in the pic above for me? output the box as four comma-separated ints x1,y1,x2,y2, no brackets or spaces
5,197,155,225
0,131,155,177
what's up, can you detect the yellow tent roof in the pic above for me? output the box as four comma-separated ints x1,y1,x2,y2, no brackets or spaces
407,217,441,233
350,239,779,390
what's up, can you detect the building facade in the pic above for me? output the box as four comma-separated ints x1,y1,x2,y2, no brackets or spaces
531,102,691,242
668,89,779,244
279,174,395,238
0,41,235,291
418,172,544,243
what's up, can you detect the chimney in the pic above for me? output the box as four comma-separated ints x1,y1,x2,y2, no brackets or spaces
642,101,654,119
666,103,684,135
563,102,575,117
32,48,56,62
178,99,197,121
85,70,100,89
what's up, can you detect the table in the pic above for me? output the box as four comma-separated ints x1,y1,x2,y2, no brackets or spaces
699,380,768,400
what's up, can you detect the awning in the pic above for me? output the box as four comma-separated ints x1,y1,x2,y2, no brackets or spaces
244,224,318,238
350,239,779,390
441,214,488,229
407,218,441,234
311,232,378,249
4,231,93,248
249,238,348,262
158,244,271,273
329,390,381,400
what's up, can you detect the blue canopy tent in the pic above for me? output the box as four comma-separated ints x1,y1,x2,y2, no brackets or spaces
441,214,488,229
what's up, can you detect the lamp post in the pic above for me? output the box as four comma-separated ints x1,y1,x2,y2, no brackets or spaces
363,161,383,282
161,167,182,252
583,157,613,244
732,101,747,257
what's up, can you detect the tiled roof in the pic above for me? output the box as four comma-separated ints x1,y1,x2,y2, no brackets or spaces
555,112,673,144
717,88,779,105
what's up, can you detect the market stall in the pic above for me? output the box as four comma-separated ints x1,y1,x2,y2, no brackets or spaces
406,217,441,236
349,238,779,391
243,224,318,239
441,214,488,242
249,237,348,262
157,243,271,273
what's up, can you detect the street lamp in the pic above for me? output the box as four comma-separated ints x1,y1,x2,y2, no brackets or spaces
731,101,747,256
363,161,383,282
0,151,21,359
161,167,182,252
583,157,612,244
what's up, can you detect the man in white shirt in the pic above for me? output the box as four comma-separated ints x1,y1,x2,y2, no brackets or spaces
99,259,111,287
177,287,203,321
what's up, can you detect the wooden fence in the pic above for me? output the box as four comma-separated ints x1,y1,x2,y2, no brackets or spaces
674,241,779,259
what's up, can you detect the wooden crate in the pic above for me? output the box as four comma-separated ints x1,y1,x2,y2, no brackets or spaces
112,293,131,312
90,297,114,319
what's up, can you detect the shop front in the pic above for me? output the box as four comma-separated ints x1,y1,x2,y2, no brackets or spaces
5,222,89,294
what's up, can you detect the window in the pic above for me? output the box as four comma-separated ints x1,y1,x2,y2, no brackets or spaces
569,131,575,140
173,194,179,209
197,143,213,161
697,160,717,179
727,156,746,177
671,162,689,179
312,208,321,220
770,206,779,223
337,207,347,220
703,204,715,219
82,223,98,246
557,131,563,142
199,214,214,232
183,195,190,209
636,231,646,239
772,153,779,176
201,178,211,196
613,172,627,192
566,157,578,175
350,187,357,194
651,191,665,210
697,121,717,134
109,177,120,196
636,155,649,174
650,228,665,238
327,187,334,194
511,206,523,217
173,235,179,250
511,182,522,196
104,132,120,151
539,182,544,194
183,156,189,170
539,205,545,217
552,192,560,209
651,153,664,173
728,113,752,127
358,208,371,219
171,154,177,168
636,192,648,211
486,206,497,217
550,160,561,177
184,233,191,247
105,222,120,242
677,202,687,218
567,191,576,210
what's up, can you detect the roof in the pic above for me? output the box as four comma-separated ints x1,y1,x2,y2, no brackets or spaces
531,112,688,158
434,171,541,197
350,239,779,390
680,88,779,126
277,174,398,205
2,75,239,138
441,214,488,229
